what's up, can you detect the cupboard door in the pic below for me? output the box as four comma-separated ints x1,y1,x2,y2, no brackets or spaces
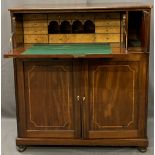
85,60,139,139
22,60,80,138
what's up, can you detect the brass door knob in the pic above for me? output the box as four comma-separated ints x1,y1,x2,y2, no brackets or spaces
76,96,80,101
82,97,86,101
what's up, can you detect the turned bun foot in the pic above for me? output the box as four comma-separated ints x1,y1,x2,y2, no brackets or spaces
16,145,27,152
137,147,147,153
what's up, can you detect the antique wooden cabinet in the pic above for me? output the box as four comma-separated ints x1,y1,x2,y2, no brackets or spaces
4,3,152,152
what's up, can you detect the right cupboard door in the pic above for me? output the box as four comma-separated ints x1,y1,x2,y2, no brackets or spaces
85,60,140,139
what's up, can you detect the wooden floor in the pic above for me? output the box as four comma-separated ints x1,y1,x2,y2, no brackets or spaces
2,117,153,155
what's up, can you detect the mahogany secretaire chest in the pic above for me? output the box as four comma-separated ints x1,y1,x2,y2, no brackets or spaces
4,3,152,152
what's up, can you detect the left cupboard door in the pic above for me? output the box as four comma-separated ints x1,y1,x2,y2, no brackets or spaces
15,59,81,139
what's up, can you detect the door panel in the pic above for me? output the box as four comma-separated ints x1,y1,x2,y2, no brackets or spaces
24,60,80,138
86,60,139,139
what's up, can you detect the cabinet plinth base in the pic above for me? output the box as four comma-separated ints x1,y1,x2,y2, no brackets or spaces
16,138,148,147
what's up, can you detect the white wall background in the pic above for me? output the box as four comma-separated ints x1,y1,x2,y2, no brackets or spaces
1,0,154,117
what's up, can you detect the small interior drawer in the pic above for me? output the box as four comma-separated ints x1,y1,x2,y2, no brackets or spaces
23,14,47,20
95,27,120,33
24,35,48,43
23,20,47,27
95,34,120,42
24,27,48,34
95,13,120,19
95,19,120,26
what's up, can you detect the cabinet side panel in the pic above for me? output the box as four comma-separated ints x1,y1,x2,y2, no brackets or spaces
138,54,149,138
15,59,27,137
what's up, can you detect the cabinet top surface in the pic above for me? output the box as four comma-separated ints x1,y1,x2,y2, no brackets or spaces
9,2,152,12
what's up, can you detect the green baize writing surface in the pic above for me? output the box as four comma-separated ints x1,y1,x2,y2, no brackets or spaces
22,44,112,55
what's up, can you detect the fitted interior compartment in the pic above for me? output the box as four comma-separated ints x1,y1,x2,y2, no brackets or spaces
128,11,144,48
19,12,122,44
11,10,150,54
